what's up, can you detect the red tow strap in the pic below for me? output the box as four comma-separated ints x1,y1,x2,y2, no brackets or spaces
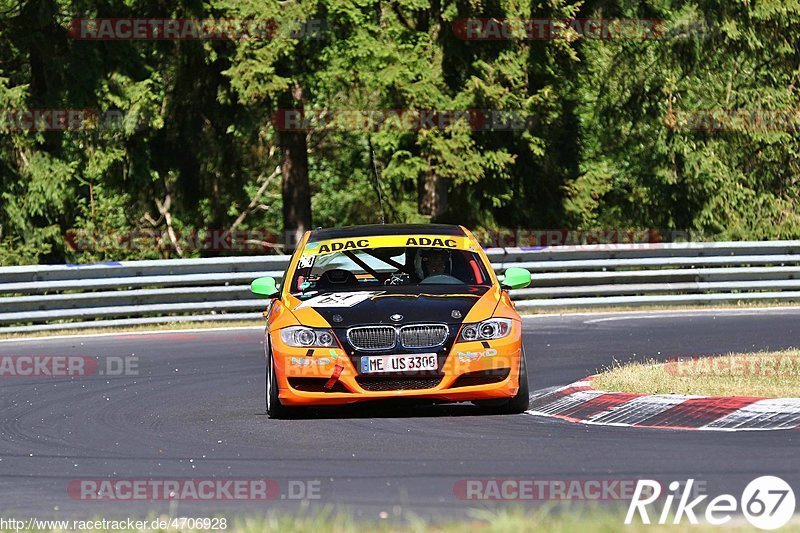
324,364,345,390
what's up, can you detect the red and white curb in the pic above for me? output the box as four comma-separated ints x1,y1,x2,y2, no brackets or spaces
526,376,800,431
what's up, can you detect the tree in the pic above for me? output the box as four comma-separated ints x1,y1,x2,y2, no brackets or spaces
566,0,800,238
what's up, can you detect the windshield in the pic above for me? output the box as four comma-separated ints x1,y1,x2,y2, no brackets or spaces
289,246,491,295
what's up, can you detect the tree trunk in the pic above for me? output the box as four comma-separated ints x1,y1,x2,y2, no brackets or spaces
280,128,312,246
419,170,448,219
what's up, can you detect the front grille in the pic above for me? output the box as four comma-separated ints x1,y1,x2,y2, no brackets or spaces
347,323,449,351
400,324,449,348
451,368,510,388
288,378,349,393
347,326,397,351
356,376,444,391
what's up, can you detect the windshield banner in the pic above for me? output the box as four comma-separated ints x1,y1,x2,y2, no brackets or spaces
300,235,475,257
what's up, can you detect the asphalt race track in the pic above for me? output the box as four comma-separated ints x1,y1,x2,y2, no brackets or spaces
1,309,798,521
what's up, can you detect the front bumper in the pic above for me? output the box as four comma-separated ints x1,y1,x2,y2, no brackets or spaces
269,322,524,406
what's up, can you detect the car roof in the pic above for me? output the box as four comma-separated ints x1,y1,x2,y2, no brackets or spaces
308,224,467,242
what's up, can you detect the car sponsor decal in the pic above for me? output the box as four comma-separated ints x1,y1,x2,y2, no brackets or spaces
290,357,332,367
458,348,498,363
295,291,383,309
299,235,474,257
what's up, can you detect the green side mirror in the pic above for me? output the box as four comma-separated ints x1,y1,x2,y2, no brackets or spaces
501,267,531,290
251,276,279,297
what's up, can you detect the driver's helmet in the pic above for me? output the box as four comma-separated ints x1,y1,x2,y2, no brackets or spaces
414,248,452,279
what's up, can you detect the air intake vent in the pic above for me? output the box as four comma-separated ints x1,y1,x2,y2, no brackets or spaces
356,375,444,391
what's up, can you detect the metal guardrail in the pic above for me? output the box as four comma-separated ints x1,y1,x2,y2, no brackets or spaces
2,240,800,333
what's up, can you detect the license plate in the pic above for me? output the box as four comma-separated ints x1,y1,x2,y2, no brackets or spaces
360,354,438,374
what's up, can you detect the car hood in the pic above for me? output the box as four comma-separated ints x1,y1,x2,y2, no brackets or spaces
289,286,494,327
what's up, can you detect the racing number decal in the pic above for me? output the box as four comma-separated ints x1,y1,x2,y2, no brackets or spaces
295,291,382,309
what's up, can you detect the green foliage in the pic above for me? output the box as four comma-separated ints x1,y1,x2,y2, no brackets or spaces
566,0,800,238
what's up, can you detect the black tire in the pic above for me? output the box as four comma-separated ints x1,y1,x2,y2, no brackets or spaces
265,342,299,419
474,348,530,414
504,349,530,413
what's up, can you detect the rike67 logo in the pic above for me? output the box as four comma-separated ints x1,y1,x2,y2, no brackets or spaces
626,477,796,530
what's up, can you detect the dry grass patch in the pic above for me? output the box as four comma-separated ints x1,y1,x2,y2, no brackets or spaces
593,349,800,397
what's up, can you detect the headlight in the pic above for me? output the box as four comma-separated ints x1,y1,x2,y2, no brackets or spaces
458,318,512,341
280,326,338,347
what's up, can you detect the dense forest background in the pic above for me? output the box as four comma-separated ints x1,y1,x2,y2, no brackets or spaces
1,0,799,264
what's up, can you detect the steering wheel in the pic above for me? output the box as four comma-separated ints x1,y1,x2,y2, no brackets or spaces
316,269,358,290
419,274,462,285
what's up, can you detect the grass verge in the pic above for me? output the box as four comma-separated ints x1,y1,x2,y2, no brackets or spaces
593,349,800,397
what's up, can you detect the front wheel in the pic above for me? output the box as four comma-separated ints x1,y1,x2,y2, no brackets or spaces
265,345,299,419
474,348,530,414
503,349,530,413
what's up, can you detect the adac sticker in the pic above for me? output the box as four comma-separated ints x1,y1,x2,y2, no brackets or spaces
300,234,472,257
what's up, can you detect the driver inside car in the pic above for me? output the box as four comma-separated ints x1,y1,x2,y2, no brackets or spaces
416,248,461,284
423,249,447,276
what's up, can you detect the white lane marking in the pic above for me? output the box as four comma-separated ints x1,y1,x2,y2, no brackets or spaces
587,394,698,425
525,408,799,431
0,326,264,344
528,390,607,416
526,385,800,431
582,306,800,324
548,380,593,392
528,386,561,401
578,419,795,432
704,398,800,430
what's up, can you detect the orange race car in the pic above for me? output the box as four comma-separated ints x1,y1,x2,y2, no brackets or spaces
250,224,532,418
